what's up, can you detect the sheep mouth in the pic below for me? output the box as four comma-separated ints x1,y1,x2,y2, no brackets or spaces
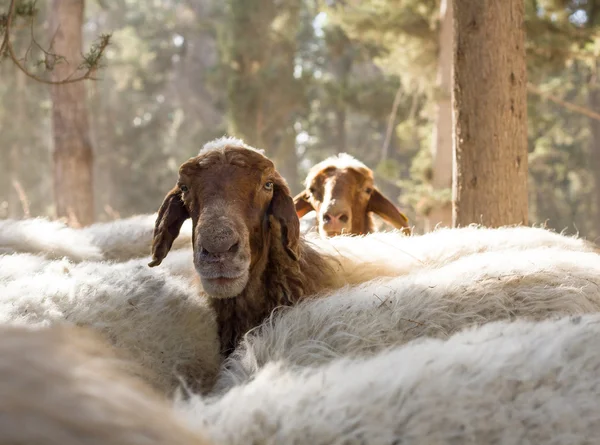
197,269,250,299
205,275,244,285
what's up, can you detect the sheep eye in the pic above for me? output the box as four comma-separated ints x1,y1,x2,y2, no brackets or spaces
365,187,373,194
264,181,274,191
309,187,315,195
179,184,189,193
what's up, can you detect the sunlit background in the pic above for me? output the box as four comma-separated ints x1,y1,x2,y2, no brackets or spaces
1,0,599,239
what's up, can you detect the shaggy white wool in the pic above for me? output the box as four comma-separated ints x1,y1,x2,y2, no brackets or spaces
199,136,265,156
0,256,220,396
0,324,212,445
177,314,600,445
216,246,600,389
81,213,193,260
303,152,372,187
310,224,599,285
0,215,193,262
0,218,103,262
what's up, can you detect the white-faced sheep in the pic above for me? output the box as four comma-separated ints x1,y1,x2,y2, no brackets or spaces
177,313,600,445
0,253,220,396
214,246,600,390
0,323,212,445
294,153,411,236
0,213,193,262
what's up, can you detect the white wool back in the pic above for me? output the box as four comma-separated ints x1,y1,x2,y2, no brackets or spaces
310,224,599,285
0,215,193,262
110,225,599,292
0,218,103,261
81,213,193,260
0,324,212,445
216,246,600,389
0,255,220,396
177,314,600,445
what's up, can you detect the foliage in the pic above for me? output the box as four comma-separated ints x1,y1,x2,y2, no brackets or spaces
1,0,600,238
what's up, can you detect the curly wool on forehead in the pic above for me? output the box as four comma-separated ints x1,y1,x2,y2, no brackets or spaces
195,136,272,170
304,153,373,187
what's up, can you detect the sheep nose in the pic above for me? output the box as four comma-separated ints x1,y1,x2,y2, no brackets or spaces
322,211,351,235
199,230,239,261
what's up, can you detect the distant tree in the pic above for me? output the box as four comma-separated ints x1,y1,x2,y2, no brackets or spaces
49,0,94,227
427,0,453,230
452,0,528,227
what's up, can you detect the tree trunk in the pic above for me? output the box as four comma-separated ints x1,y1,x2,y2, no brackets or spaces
49,0,94,227
588,64,600,237
7,69,26,218
427,0,453,229
452,0,528,228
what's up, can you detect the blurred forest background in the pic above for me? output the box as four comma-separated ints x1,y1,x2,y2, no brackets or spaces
1,0,599,238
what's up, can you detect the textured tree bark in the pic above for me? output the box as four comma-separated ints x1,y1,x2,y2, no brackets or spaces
588,64,600,237
452,0,528,228
427,0,453,230
50,0,94,227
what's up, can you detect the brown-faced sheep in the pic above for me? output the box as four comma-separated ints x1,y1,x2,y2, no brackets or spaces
148,137,344,357
0,323,211,445
293,153,411,237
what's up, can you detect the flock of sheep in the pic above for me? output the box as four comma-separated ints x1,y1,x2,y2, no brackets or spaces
1,136,600,444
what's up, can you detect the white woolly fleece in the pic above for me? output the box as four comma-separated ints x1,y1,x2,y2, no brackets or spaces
150,224,599,289
0,255,220,396
0,215,193,262
310,224,599,285
216,246,600,389
177,314,600,445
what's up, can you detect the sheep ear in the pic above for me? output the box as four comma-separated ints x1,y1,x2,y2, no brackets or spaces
366,188,412,235
148,186,190,267
270,184,300,261
293,190,315,218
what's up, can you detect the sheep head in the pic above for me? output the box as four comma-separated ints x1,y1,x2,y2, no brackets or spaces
148,137,300,300
294,153,411,237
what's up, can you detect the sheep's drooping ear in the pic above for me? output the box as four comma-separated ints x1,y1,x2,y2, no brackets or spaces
293,190,315,218
366,188,412,235
148,186,190,267
270,184,301,261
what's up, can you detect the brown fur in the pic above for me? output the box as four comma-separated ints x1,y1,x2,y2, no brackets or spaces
149,139,342,357
0,323,211,445
294,154,411,237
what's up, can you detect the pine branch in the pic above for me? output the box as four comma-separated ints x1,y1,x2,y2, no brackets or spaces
0,0,111,84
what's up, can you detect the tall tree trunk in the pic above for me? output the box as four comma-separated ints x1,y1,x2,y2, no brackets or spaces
8,69,26,218
427,0,453,230
452,0,528,227
49,0,94,227
588,64,600,237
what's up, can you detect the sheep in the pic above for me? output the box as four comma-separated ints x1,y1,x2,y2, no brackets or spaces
148,136,346,357
293,153,411,236
0,213,193,262
0,253,220,396
213,246,600,390
0,323,212,445
138,223,599,291
308,223,600,285
177,313,600,445
147,136,600,358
